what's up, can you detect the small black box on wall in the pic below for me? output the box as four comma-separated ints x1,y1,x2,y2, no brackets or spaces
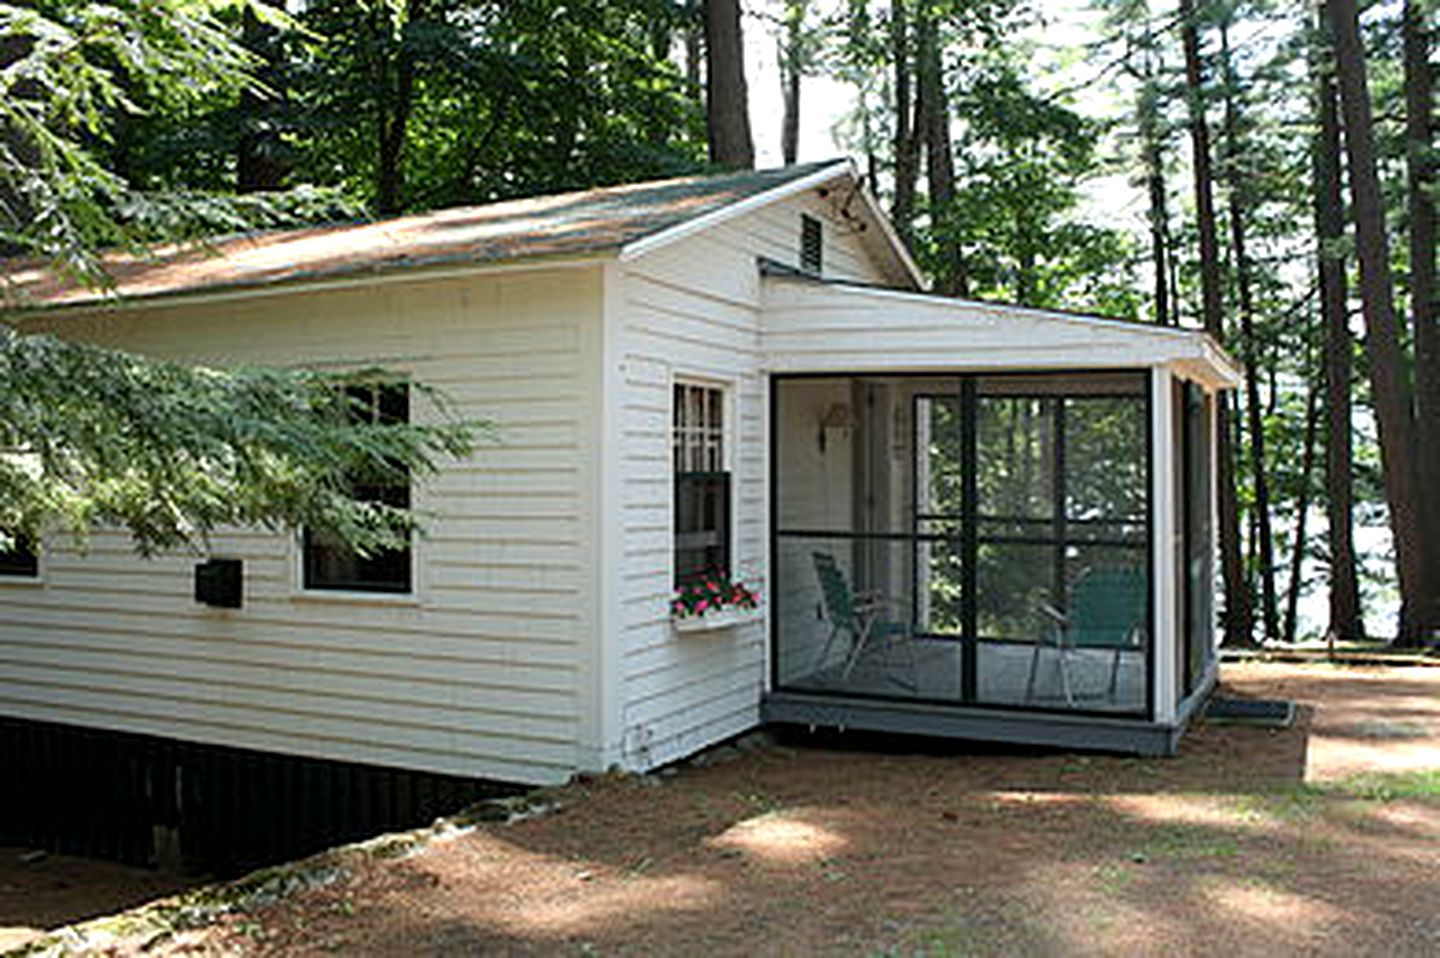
195,558,243,608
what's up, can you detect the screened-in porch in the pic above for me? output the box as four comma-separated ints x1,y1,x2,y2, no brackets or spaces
765,367,1220,752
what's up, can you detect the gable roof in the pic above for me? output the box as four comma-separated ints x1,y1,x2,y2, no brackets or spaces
3,159,923,311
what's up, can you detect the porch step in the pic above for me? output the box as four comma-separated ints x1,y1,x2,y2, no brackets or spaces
1202,696,1296,728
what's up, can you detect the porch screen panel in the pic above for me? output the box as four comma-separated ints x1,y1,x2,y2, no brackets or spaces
774,377,939,700
772,372,1151,718
1181,382,1215,695
973,376,1149,714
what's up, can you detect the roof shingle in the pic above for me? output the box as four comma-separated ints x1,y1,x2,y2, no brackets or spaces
3,160,847,310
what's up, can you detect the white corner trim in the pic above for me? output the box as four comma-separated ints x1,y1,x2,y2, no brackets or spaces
618,161,855,263
846,177,929,291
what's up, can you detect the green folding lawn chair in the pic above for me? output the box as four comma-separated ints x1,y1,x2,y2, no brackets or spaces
1025,564,1146,706
811,551,918,692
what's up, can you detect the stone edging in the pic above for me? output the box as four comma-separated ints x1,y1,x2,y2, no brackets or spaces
9,786,571,956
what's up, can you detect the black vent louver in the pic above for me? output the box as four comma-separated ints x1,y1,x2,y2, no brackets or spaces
801,214,823,274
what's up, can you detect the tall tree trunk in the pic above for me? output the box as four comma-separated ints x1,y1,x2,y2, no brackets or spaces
1325,0,1432,644
780,56,801,165
891,0,919,245
779,1,808,166
685,2,703,102
236,3,288,193
1137,42,1173,325
1178,0,1252,646
1283,373,1322,645
916,2,965,296
704,0,755,169
1404,0,1440,635
1220,23,1279,642
1312,11,1364,641
375,2,422,215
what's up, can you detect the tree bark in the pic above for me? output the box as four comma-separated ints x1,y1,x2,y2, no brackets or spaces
1325,0,1433,644
1178,0,1252,646
685,2,703,102
1283,373,1322,645
236,3,288,193
891,0,919,245
779,1,808,166
916,2,965,296
1136,39,1173,325
704,0,755,169
1220,23,1278,642
1404,0,1440,633
1312,11,1364,641
780,57,801,165
374,2,423,215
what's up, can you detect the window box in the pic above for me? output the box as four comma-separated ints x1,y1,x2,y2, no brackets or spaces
672,605,762,634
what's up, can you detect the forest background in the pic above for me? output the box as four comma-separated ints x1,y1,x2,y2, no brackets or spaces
1,0,1434,647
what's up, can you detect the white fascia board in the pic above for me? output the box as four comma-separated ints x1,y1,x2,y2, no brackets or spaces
763,275,1244,384
617,160,855,262
8,252,615,322
846,177,929,291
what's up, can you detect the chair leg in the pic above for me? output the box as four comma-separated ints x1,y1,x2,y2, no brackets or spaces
840,619,874,679
1025,644,1042,701
813,622,843,676
1058,647,1076,707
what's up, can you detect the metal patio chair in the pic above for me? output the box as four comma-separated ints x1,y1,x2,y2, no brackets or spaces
1025,564,1146,706
811,551,918,692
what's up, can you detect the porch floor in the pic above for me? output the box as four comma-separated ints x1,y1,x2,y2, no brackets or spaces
783,637,1147,715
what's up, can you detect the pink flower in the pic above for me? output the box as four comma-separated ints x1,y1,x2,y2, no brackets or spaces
696,599,709,612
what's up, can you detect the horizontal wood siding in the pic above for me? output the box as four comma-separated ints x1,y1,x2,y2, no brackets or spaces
763,280,1215,372
4,267,604,785
615,190,886,771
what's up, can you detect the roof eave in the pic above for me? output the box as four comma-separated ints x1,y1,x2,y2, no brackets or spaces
844,172,929,291
617,160,855,264
3,250,616,321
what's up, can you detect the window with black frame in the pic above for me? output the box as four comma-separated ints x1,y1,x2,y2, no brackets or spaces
302,383,412,593
673,382,729,585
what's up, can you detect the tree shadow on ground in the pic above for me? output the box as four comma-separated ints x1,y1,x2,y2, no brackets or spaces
199,663,1439,957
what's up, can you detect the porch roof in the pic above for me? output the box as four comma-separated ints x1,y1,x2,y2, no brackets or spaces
760,273,1242,390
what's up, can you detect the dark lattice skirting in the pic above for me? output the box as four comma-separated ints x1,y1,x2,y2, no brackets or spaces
0,717,519,877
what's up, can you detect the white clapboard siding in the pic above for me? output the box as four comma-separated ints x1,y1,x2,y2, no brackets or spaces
762,278,1241,380
3,265,605,785
611,185,888,772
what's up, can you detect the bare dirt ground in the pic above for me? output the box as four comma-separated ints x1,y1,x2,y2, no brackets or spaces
9,661,1440,957
0,851,188,953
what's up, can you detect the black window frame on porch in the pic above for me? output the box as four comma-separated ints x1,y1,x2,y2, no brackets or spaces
769,369,1157,723
673,381,731,586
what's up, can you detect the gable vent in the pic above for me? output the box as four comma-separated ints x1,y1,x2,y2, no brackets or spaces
800,214,823,274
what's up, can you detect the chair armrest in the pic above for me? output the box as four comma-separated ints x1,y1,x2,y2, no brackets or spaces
1039,603,1068,626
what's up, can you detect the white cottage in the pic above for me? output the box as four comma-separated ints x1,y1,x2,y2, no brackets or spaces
0,161,1240,829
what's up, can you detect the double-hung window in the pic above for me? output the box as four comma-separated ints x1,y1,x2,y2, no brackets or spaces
302,383,412,593
673,382,730,585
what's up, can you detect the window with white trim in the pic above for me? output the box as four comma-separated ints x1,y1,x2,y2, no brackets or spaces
673,382,730,585
302,382,412,593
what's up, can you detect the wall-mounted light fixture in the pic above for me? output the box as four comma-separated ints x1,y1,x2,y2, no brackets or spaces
818,402,853,454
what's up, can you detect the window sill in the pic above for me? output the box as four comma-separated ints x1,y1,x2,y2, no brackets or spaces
292,589,420,608
672,606,762,635
0,576,42,587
